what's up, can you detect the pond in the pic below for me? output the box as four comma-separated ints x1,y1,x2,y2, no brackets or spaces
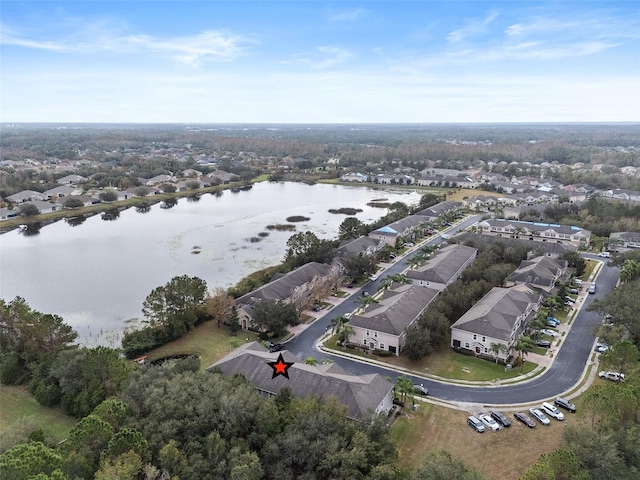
0,182,420,345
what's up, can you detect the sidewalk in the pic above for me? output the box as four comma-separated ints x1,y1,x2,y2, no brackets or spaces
286,235,604,395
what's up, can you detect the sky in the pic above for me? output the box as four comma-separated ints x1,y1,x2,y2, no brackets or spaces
1,1,639,123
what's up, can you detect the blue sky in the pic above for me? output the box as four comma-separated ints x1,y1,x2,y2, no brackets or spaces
1,1,639,123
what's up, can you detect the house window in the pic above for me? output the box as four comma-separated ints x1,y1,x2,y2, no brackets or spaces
374,332,378,338
380,343,385,349
464,342,470,348
484,348,488,353
363,339,367,345
482,336,486,342
473,334,477,340
366,330,370,336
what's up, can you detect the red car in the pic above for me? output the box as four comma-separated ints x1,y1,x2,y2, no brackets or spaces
514,411,536,428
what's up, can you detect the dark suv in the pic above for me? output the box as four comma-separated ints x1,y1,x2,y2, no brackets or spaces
490,410,511,428
554,397,576,413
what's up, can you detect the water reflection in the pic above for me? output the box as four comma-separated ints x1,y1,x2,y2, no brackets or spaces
101,209,120,221
135,203,151,214
187,195,201,203
19,222,42,236
160,198,178,209
65,215,87,227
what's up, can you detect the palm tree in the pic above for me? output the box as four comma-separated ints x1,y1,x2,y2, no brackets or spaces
379,277,393,291
489,342,507,364
394,375,415,406
620,259,640,283
405,255,425,269
356,295,377,313
514,336,535,372
337,324,354,345
388,273,412,284
330,315,348,335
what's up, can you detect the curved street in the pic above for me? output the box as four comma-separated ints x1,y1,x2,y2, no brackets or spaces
285,218,620,405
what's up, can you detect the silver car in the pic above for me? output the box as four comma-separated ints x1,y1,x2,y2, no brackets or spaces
529,408,551,426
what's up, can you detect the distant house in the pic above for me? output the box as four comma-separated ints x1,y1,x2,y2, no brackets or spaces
609,232,640,251
477,219,591,247
0,208,19,221
405,244,478,290
334,236,385,260
339,172,368,182
57,174,87,185
454,232,573,258
347,282,439,356
236,263,340,330
505,256,569,292
599,189,640,203
7,190,47,203
145,174,176,186
414,201,463,220
56,195,99,208
18,200,60,214
208,342,394,420
374,173,414,185
461,195,499,212
450,285,543,362
368,215,427,246
43,185,83,198
208,170,238,184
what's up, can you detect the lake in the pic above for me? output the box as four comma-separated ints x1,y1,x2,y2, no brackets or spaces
0,182,420,345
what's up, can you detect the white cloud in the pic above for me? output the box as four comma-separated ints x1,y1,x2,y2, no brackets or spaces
447,11,499,42
0,22,254,66
293,45,354,69
327,7,367,22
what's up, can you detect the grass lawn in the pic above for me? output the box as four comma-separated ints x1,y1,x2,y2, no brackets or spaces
145,320,259,369
390,400,574,480
0,385,76,442
324,338,538,381
581,259,597,280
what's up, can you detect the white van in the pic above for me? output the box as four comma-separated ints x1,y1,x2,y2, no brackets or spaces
541,402,564,421
589,283,596,294
598,251,611,258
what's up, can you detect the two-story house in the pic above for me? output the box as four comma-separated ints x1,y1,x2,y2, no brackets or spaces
450,284,543,363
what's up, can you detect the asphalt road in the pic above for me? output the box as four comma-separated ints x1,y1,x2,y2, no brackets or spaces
285,218,620,405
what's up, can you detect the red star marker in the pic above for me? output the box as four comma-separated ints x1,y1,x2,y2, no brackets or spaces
268,353,294,379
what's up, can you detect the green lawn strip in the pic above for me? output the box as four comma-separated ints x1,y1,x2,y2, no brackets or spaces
145,320,259,369
323,336,539,382
424,351,538,381
0,385,76,442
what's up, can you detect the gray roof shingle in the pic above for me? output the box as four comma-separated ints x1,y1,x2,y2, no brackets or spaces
208,342,393,420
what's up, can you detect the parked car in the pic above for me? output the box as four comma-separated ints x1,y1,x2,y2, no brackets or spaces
599,370,625,382
268,343,283,353
490,411,511,428
541,329,559,338
413,384,429,395
403,243,414,248
370,274,379,281
478,413,500,431
536,340,552,348
555,397,576,413
344,312,352,319
546,317,560,326
598,251,611,258
514,411,536,428
529,408,551,426
595,342,609,353
569,288,580,294
565,296,575,304
573,279,583,286
467,415,485,433
589,283,597,294
541,402,565,421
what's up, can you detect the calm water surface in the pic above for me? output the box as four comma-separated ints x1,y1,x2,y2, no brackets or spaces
0,182,419,345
